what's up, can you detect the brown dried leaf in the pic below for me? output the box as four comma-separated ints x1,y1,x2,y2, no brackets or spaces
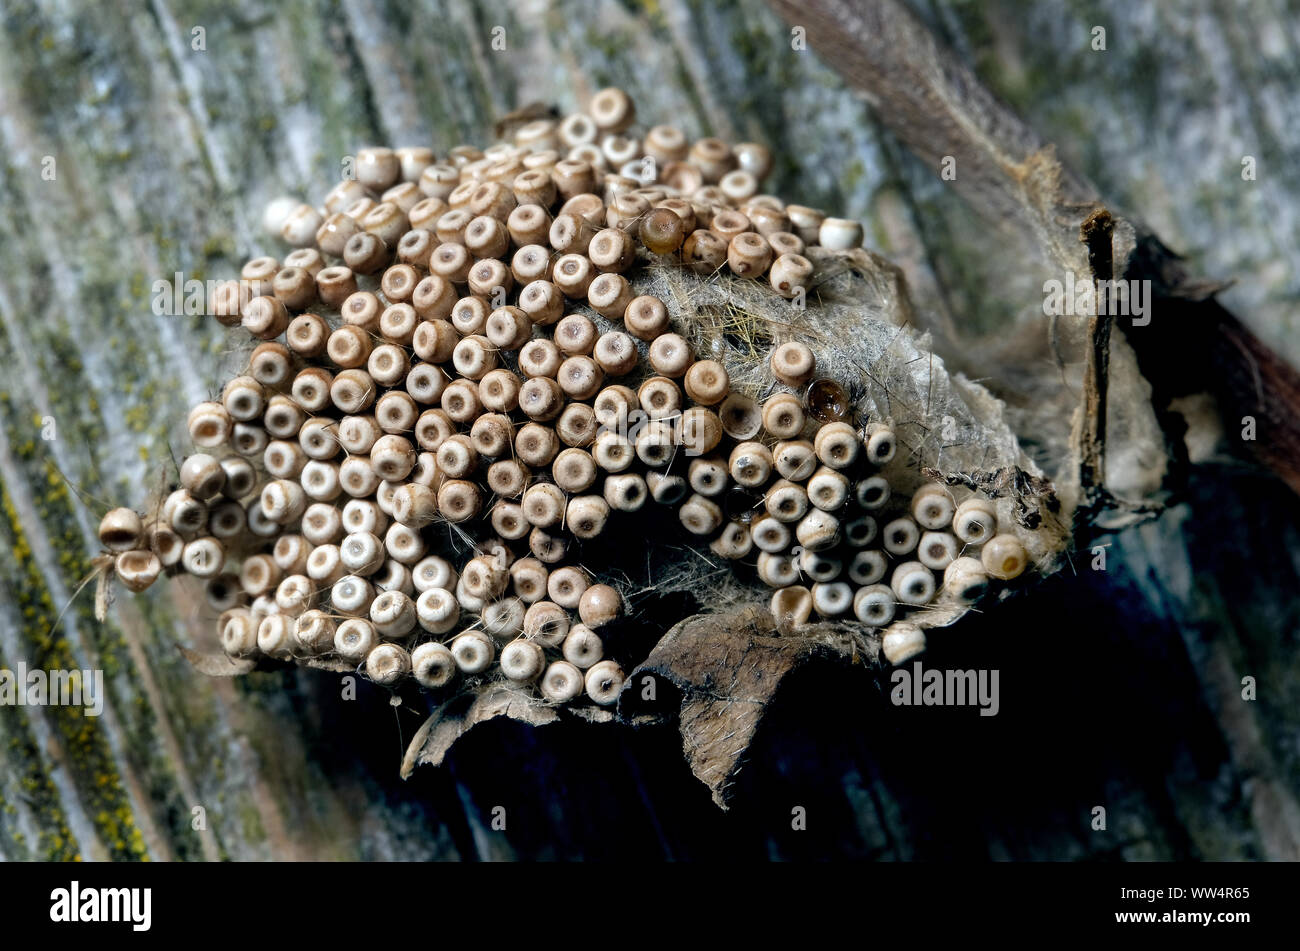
177,645,257,677
299,655,357,674
621,607,878,808
400,682,615,779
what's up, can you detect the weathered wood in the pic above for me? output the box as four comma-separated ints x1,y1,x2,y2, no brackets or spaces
0,0,1296,860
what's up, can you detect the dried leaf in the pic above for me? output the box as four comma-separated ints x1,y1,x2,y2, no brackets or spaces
177,645,257,676
299,656,357,674
400,682,615,779
93,554,114,622
621,607,877,808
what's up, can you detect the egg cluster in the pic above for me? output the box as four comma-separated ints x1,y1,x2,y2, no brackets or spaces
710,365,1029,640
96,87,1030,702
